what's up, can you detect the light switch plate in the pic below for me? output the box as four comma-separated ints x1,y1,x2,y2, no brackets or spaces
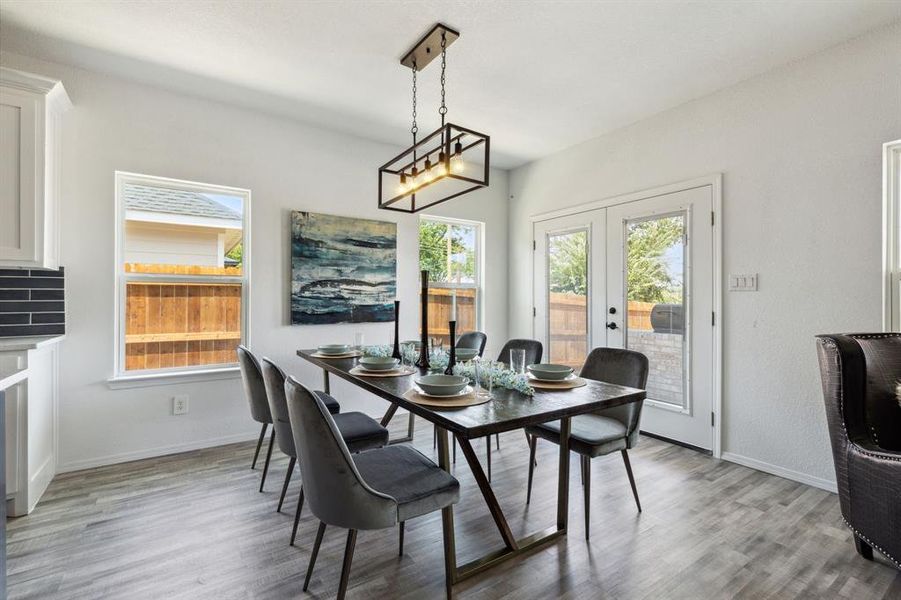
728,273,758,291
173,395,189,415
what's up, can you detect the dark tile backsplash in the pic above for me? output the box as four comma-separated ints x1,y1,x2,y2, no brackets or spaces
0,268,66,338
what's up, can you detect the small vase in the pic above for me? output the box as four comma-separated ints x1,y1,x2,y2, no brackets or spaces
391,300,402,360
444,321,457,375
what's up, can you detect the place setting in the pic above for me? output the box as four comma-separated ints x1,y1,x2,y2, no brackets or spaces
525,363,587,390
403,373,488,408
349,356,416,378
309,343,362,359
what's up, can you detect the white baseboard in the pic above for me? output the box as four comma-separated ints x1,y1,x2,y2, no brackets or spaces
57,431,260,474
721,452,837,493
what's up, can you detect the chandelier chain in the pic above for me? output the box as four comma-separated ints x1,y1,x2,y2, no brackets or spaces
411,60,418,142
439,32,448,125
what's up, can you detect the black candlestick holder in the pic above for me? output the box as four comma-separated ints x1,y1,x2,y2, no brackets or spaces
444,320,457,375
416,270,430,369
391,300,402,361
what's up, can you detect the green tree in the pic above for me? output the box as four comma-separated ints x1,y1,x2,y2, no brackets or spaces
626,217,683,303
418,221,476,282
545,217,683,304
548,231,587,295
226,242,243,265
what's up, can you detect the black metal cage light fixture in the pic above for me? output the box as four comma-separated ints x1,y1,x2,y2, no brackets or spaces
378,24,490,213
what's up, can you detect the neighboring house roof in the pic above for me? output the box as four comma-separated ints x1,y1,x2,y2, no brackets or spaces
123,183,241,221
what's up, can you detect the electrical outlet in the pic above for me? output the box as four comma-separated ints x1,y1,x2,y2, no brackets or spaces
173,395,189,415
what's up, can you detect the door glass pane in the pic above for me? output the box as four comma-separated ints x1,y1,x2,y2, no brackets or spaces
547,229,589,370
625,214,686,409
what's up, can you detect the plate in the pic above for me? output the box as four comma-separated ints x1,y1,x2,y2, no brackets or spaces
415,384,474,399
528,373,578,383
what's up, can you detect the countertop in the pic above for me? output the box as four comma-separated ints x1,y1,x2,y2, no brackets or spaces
0,335,65,352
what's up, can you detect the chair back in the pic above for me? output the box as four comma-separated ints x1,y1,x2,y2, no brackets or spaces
260,358,296,458
497,338,543,366
284,375,398,530
456,331,487,357
817,333,901,456
579,347,649,447
236,345,271,424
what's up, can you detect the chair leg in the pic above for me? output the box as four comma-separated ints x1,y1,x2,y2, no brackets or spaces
337,529,358,600
524,431,537,466
854,535,874,560
526,435,537,504
496,433,500,450
259,428,275,492
486,437,492,482
398,521,405,556
582,455,591,540
621,449,641,512
433,425,437,449
251,423,267,469
290,487,305,546
303,520,326,591
277,457,295,512
452,438,456,464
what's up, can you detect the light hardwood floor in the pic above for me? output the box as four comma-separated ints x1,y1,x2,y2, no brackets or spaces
8,419,901,599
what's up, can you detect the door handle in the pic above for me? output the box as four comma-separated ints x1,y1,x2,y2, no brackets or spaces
606,321,618,330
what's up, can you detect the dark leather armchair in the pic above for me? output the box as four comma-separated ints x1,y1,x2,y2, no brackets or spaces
816,333,901,569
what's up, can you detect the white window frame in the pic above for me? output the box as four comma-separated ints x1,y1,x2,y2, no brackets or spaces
109,171,251,388
883,140,901,331
419,215,484,333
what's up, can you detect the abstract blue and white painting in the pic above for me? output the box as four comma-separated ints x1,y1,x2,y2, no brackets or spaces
291,211,396,325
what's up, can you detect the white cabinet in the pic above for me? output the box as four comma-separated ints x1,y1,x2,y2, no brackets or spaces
0,68,71,270
0,336,61,516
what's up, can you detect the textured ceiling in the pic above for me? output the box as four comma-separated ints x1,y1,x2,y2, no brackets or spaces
1,1,898,168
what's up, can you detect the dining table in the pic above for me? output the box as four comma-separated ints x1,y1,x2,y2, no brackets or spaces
297,349,646,594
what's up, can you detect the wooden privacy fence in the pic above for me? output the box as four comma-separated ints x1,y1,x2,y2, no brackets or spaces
423,287,478,345
548,293,656,369
125,282,242,371
125,263,243,276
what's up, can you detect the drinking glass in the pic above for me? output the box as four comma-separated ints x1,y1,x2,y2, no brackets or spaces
509,348,526,374
354,332,365,351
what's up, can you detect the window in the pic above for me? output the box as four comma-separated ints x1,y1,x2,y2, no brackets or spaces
418,216,482,345
113,172,250,380
884,140,901,331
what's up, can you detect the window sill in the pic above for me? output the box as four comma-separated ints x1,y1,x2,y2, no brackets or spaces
107,366,241,390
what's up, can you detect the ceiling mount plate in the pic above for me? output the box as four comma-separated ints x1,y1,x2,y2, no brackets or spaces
400,23,460,71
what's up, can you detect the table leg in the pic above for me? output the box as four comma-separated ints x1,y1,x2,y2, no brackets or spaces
379,403,415,445
436,427,457,597
455,436,517,550
557,417,571,531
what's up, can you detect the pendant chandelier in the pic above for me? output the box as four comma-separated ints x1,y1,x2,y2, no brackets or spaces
378,23,490,213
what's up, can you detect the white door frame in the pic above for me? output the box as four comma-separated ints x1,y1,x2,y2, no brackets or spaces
882,140,901,331
530,174,723,457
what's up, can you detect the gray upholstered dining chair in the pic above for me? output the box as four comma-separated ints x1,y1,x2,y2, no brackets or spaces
285,375,460,600
237,345,277,491
525,347,648,539
260,357,389,546
456,331,487,356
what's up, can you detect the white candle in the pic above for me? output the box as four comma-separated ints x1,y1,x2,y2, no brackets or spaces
451,289,457,321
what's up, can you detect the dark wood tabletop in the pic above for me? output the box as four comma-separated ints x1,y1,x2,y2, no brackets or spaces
297,349,646,439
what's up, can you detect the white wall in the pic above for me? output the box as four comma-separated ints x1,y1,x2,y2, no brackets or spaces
0,51,509,472
508,23,901,491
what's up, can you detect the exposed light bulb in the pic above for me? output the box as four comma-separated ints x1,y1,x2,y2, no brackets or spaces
423,158,434,183
410,166,419,189
397,172,409,194
436,152,448,177
451,141,465,173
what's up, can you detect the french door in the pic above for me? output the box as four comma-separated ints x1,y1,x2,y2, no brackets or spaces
534,184,715,450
